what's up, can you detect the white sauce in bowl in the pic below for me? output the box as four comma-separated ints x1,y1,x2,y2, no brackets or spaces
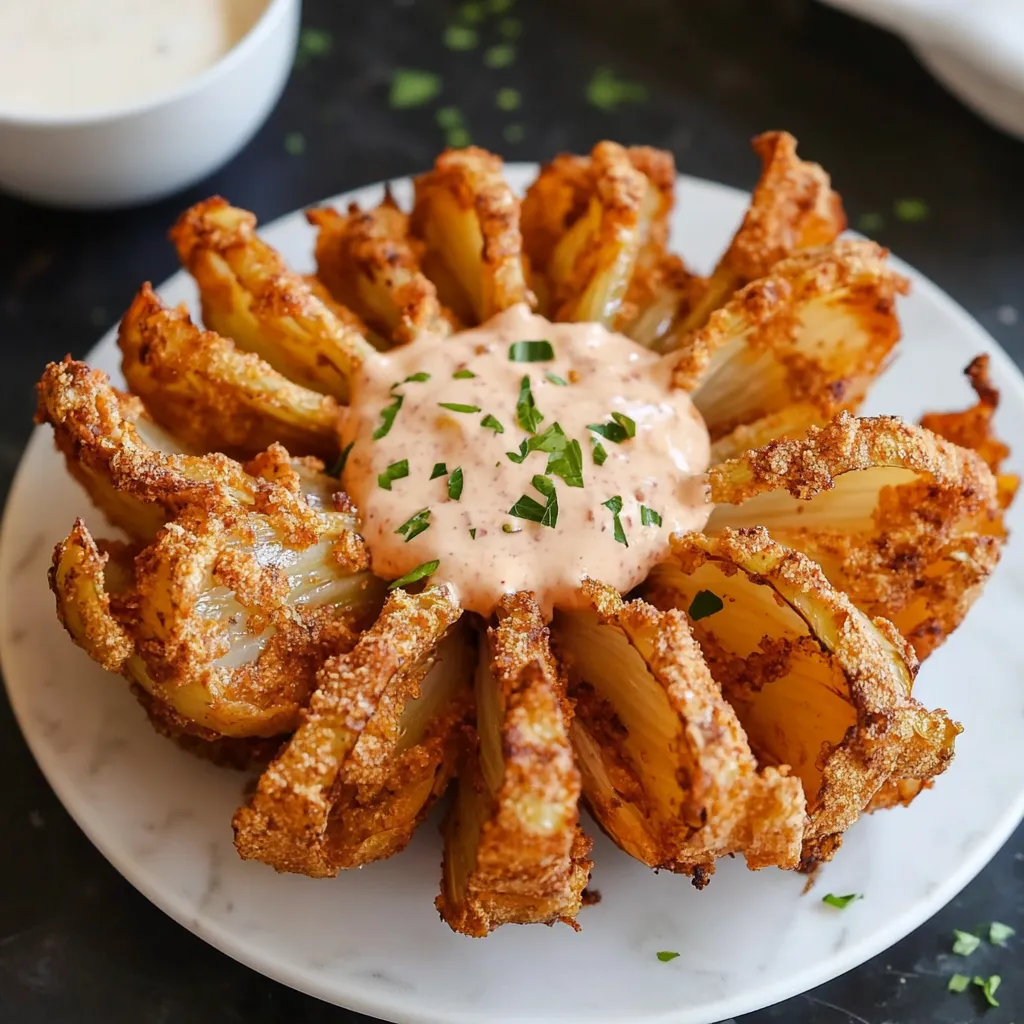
0,0,268,117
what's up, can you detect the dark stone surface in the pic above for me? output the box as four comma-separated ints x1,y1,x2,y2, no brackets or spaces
0,1,1021,1021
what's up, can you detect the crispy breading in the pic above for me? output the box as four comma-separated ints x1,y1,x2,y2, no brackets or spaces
646,528,960,866
308,193,455,345
411,147,534,323
671,241,907,446
677,131,846,335
233,585,467,875
119,284,341,461
438,593,591,936
707,412,1005,659
170,197,376,400
554,581,804,881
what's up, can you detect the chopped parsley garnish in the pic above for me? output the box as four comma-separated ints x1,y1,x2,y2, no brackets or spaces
436,106,464,131
989,921,1015,946
395,508,431,542
894,197,929,223
821,893,861,910
499,16,521,38
656,951,680,963
430,462,448,480
602,495,628,546
443,24,479,50
857,211,885,234
295,27,333,68
458,1,485,22
453,368,476,379
546,437,583,488
947,973,970,993
509,475,558,528
496,87,521,111
503,123,525,144
388,559,440,590
591,439,608,466
447,467,464,500
586,67,649,112
328,441,354,477
373,394,404,439
952,929,981,956
389,69,442,109
284,132,306,156
469,528,477,540
515,376,544,433
403,371,431,383
439,402,482,414
973,975,1001,1007
509,339,554,362
588,412,636,444
545,372,568,386
481,414,505,434
688,590,724,621
506,439,529,464
378,459,410,490
483,43,516,68
446,127,471,148
640,505,662,527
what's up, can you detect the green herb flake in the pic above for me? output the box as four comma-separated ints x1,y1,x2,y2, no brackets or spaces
499,16,522,37
547,438,584,489
484,43,516,68
822,893,861,910
591,439,608,466
509,339,554,362
284,132,306,156
496,87,521,111
506,439,529,464
443,24,479,50
389,69,442,109
446,126,472,149
509,475,558,528
602,495,628,546
430,462,448,480
453,368,476,379
688,590,724,622
857,212,885,234
436,106,464,130
488,0,514,13
458,1,485,23
439,402,482,413
947,973,970,993
545,372,568,386
395,508,432,542
481,413,505,434
973,975,1001,1007
656,951,680,963
894,197,929,223
378,459,410,491
388,559,440,591
469,528,477,539
586,66,649,112
295,27,333,68
640,505,662,527
588,412,636,444
328,441,355,478
989,921,1015,946
404,372,431,384
515,376,544,433
447,467,464,501
952,929,981,956
373,394,404,439
503,123,525,144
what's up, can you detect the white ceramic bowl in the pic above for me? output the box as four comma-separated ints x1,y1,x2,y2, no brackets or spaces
0,0,300,209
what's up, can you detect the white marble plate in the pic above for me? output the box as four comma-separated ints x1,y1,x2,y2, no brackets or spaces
3,167,1024,1024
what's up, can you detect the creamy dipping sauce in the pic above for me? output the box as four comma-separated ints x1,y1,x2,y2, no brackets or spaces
0,0,267,116
342,305,711,619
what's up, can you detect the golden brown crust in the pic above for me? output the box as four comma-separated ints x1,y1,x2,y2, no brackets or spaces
708,412,1004,659
647,528,960,864
233,585,466,876
411,147,534,323
555,581,804,879
308,194,454,345
170,197,375,400
671,241,908,443
677,131,846,334
119,284,340,461
437,593,591,936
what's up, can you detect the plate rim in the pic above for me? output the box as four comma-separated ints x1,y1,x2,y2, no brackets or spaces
3,165,1023,1024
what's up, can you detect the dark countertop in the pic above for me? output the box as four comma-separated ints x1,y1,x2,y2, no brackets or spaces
1,1,1021,1021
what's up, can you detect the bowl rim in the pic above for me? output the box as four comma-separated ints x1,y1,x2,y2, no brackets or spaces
0,0,298,129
